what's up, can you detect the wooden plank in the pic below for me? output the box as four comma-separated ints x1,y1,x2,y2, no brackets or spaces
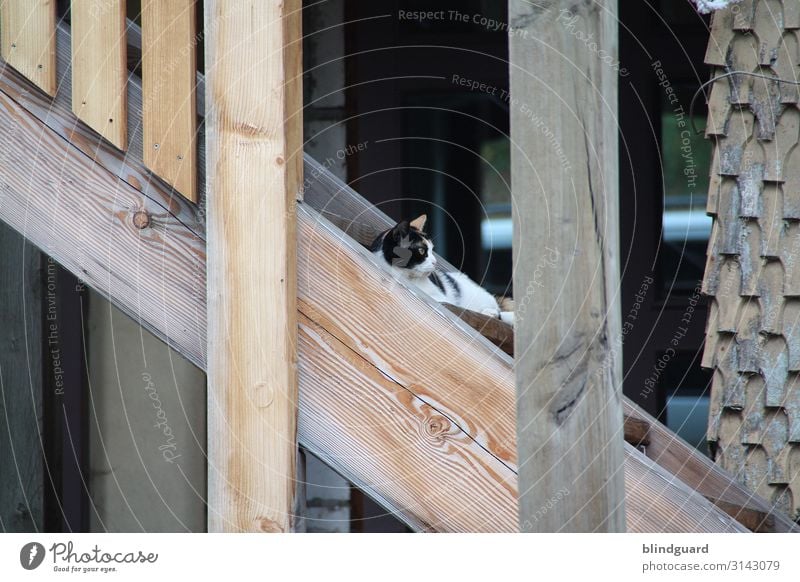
624,400,797,532
125,16,206,116
0,0,56,95
624,444,747,533
204,0,303,533
0,89,206,369
509,0,625,531
0,222,44,532
443,304,514,356
71,0,127,150
624,415,651,448
142,0,197,201
0,86,756,532
298,312,517,532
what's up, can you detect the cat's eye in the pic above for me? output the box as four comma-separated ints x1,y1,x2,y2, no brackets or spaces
417,248,425,256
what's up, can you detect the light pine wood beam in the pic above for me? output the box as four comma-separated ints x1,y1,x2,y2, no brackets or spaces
142,0,198,201
0,0,56,96
204,0,303,532
71,0,127,150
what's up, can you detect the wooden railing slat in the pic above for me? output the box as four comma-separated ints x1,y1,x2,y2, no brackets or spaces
0,0,56,95
71,0,127,150
142,0,197,201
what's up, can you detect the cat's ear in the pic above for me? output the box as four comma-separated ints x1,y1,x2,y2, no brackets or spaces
391,220,410,241
410,214,427,231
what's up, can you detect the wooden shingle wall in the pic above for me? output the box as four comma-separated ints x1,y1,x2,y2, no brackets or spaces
703,0,800,520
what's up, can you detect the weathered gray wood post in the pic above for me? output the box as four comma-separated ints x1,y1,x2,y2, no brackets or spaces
510,0,626,531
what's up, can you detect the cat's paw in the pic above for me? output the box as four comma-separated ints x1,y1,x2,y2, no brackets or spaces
500,311,514,326
480,307,501,318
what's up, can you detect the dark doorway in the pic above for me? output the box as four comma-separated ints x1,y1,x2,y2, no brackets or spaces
618,0,713,451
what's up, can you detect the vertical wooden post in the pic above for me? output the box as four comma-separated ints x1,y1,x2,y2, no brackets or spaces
205,0,303,532
510,0,625,531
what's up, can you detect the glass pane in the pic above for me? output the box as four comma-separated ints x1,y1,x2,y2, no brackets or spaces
479,137,512,295
660,97,712,295
660,351,713,456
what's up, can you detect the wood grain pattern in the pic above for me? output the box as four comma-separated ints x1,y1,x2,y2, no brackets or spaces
0,21,204,238
442,304,514,356
298,312,517,532
204,0,303,533
624,444,747,533
71,0,127,150
0,89,207,369
509,0,625,531
142,0,197,201
0,0,56,95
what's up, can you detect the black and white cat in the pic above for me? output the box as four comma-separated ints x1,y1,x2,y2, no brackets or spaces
369,214,514,325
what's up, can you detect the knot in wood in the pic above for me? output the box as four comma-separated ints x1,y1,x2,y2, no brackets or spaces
132,210,151,230
253,381,274,408
423,415,450,440
254,517,283,532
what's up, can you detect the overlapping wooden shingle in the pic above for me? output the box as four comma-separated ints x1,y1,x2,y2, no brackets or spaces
704,0,800,520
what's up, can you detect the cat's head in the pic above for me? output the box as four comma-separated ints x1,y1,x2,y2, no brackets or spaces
370,214,436,278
